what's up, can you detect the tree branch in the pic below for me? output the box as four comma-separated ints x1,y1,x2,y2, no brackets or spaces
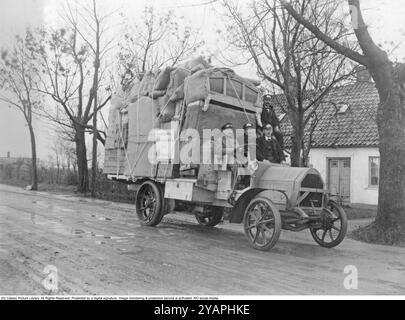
280,0,367,66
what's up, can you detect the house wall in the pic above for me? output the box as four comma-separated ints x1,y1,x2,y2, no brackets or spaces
308,147,380,205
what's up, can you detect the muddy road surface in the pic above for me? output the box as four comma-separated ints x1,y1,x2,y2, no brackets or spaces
0,184,404,295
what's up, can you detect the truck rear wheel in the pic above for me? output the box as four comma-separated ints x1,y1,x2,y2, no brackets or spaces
310,200,347,248
135,181,164,227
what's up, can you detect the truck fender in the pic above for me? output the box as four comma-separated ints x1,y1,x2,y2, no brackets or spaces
229,188,265,224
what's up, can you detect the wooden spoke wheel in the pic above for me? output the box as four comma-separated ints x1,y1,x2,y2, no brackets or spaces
135,181,164,227
243,197,282,251
310,201,348,248
195,207,223,227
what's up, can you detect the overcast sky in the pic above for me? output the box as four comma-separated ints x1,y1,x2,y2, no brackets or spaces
1,0,405,160
0,0,46,159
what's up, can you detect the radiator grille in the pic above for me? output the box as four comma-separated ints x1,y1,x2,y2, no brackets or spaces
301,174,324,189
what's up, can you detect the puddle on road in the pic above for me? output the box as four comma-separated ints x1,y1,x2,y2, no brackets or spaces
117,246,144,255
109,236,128,240
154,225,191,238
34,201,76,213
73,229,136,248
90,214,113,221
33,220,72,236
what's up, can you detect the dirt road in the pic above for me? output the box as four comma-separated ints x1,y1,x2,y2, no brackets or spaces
0,184,404,296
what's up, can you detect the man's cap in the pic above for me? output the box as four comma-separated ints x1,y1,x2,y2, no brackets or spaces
263,124,273,130
263,95,274,107
263,94,272,102
221,123,233,131
243,123,254,130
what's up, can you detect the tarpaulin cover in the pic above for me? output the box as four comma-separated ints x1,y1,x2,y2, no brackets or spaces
167,68,190,101
183,103,256,133
157,95,176,123
104,95,129,174
181,103,256,166
127,71,156,103
105,103,120,151
177,56,211,73
184,69,210,105
121,96,161,177
154,66,173,91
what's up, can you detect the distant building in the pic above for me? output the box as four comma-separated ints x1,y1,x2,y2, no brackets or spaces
272,81,380,206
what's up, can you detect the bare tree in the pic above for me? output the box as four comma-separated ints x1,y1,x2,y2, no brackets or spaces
0,33,42,190
118,6,204,82
52,140,64,184
90,0,102,197
281,0,405,241
27,1,115,193
222,0,356,166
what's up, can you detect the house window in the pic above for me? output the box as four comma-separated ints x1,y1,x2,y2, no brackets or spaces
369,157,380,187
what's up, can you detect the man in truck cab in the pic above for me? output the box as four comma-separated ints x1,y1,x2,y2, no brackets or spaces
257,124,285,164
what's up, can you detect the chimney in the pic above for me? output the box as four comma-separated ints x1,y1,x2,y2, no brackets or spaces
354,65,372,83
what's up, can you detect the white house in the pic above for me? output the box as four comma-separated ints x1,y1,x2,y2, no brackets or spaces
274,80,380,206
309,147,379,205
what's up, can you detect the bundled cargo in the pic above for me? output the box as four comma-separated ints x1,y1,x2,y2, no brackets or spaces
104,56,263,178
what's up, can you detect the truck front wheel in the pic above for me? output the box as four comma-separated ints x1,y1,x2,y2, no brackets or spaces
243,196,282,251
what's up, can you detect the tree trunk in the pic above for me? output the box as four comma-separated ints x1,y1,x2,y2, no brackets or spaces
91,96,98,198
290,132,302,167
91,0,101,198
56,165,60,184
75,129,89,193
28,124,38,191
370,64,405,229
91,128,98,197
290,112,305,167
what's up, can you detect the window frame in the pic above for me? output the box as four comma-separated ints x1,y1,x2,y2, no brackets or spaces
225,78,244,100
369,156,380,188
209,77,225,95
209,76,260,105
244,84,259,104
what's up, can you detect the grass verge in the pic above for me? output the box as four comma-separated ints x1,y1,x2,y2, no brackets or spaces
350,221,405,247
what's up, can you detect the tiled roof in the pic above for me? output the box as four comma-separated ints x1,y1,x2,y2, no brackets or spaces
271,82,380,148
